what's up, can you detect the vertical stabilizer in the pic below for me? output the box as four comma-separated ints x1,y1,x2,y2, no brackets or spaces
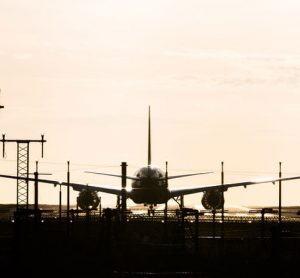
148,106,151,166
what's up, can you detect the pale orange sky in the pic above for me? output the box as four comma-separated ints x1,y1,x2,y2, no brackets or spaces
1,0,300,207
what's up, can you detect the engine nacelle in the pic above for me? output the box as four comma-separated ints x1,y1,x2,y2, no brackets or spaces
201,190,224,210
77,189,100,211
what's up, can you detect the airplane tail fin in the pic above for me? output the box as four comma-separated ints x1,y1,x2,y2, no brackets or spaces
148,106,151,166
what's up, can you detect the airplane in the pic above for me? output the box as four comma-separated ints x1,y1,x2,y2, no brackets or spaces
0,106,300,212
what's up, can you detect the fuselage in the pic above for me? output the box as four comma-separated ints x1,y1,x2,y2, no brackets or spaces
130,165,170,204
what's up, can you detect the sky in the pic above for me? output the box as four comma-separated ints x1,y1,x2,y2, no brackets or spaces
1,0,300,208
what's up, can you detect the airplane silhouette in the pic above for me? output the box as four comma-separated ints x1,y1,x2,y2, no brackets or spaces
0,106,300,211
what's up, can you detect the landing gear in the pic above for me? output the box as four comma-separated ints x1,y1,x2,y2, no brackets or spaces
147,204,155,216
173,195,184,209
164,202,168,221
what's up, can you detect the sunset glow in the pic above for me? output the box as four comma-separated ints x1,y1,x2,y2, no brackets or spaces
1,0,300,207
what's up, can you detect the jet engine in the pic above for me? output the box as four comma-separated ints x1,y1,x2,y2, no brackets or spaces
77,189,100,211
201,190,224,210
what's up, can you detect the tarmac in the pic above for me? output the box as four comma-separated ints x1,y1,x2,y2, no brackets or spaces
1,206,300,277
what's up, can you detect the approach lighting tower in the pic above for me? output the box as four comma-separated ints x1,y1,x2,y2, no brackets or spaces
0,134,46,210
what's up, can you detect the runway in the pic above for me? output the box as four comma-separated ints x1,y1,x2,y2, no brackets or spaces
1,204,300,277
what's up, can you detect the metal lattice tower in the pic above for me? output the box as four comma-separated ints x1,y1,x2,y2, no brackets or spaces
16,142,30,209
1,135,46,210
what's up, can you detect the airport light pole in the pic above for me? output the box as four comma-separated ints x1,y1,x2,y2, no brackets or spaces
121,162,127,223
59,184,62,221
212,209,216,238
32,161,51,225
67,161,70,235
121,162,127,212
164,161,169,221
221,161,224,239
34,161,39,214
278,162,282,229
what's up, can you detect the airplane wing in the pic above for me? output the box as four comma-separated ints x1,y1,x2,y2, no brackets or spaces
0,174,61,185
164,171,213,180
169,176,300,198
69,183,122,195
0,174,123,196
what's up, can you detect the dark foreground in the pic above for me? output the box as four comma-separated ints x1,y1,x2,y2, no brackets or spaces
1,208,300,277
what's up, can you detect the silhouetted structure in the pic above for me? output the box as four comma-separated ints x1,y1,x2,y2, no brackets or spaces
0,134,46,209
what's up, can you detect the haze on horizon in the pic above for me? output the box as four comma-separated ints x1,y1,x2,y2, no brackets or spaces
0,0,300,208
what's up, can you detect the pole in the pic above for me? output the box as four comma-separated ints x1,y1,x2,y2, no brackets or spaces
121,162,127,224
212,209,216,239
164,161,168,221
76,197,79,220
41,134,45,158
99,196,102,217
181,209,185,245
164,202,168,222
67,161,70,235
195,210,199,254
165,161,168,188
261,209,265,239
34,161,38,212
278,162,282,229
121,162,127,212
221,161,224,238
34,161,39,224
59,184,62,222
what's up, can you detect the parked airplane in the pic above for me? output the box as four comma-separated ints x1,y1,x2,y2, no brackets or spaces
0,106,300,211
